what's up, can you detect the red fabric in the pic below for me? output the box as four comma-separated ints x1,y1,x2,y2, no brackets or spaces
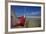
17,16,26,26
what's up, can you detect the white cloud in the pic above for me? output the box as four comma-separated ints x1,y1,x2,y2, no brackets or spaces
31,11,40,15
25,11,40,16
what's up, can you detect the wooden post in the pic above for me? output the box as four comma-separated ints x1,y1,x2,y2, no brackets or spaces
11,11,16,27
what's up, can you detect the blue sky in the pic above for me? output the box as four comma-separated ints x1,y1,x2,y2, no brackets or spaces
11,5,41,17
